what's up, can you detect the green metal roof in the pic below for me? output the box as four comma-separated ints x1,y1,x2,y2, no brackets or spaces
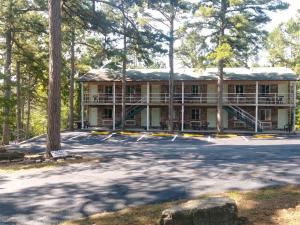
78,67,298,82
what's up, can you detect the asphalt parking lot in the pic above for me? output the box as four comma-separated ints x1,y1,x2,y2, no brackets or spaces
1,131,300,225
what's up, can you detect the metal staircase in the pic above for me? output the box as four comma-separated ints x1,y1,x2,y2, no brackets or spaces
114,97,147,129
223,105,263,132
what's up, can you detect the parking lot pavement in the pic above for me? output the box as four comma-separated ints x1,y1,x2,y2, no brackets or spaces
1,131,300,225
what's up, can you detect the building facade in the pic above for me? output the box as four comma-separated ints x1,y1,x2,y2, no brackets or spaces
78,67,298,133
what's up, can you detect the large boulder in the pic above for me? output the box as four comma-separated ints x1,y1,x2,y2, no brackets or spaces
159,197,239,225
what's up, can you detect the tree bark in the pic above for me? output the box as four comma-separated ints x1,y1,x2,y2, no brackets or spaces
92,0,96,12
2,28,12,145
216,0,226,134
47,0,62,154
121,8,127,130
68,27,75,131
217,59,224,134
168,4,175,132
26,75,31,139
16,61,22,142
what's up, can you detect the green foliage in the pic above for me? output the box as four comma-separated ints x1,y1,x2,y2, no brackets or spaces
267,12,300,74
180,0,289,68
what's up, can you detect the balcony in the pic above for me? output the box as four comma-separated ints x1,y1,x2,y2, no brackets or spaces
83,92,295,105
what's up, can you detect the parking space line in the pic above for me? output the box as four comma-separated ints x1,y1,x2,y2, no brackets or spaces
101,133,116,141
241,136,249,141
68,133,86,141
207,135,214,142
171,135,178,142
137,134,146,142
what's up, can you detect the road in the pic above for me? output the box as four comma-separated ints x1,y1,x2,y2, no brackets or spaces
1,132,300,225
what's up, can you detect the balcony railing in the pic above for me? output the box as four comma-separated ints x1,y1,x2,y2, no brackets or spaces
83,92,295,105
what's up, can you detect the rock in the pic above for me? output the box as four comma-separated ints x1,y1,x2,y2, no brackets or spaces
24,154,43,160
57,158,65,163
0,151,25,161
44,159,52,163
238,217,253,225
74,154,83,159
160,197,239,225
0,145,6,153
35,159,42,163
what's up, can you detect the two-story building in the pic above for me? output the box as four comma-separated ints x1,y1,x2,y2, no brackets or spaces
78,67,298,133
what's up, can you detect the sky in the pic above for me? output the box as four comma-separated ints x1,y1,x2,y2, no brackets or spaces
256,0,300,66
266,0,300,31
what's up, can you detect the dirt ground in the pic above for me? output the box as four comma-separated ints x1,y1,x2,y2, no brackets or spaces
61,185,300,225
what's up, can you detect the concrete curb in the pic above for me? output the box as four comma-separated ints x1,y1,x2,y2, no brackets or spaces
18,133,47,145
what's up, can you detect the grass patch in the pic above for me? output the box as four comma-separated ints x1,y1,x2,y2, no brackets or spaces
0,157,103,173
61,185,300,225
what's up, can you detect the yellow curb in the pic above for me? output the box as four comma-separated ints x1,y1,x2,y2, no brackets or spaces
183,133,204,137
253,134,275,139
91,131,110,135
215,134,238,138
151,133,174,137
119,131,140,136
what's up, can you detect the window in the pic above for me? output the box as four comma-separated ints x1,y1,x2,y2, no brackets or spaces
104,86,113,94
103,108,112,119
235,85,244,94
191,108,200,120
192,85,200,94
127,86,136,94
259,109,271,121
260,85,270,95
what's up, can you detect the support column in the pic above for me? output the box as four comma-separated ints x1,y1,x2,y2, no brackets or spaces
293,81,297,132
181,81,184,132
81,82,84,129
255,81,258,133
147,82,150,131
113,82,116,130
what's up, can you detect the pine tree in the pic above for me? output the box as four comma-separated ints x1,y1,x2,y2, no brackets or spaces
193,0,288,133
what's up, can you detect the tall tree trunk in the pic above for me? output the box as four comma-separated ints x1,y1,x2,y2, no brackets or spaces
216,0,226,134
217,59,224,133
47,0,62,155
121,10,127,130
16,61,22,142
2,28,12,145
92,0,96,12
68,27,75,131
26,75,31,139
168,5,175,132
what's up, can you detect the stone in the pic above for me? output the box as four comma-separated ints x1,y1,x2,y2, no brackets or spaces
0,151,25,161
57,159,65,163
24,154,43,160
159,197,239,225
74,154,83,159
0,145,6,153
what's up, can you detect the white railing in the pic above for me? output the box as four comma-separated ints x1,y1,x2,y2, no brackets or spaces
83,92,294,105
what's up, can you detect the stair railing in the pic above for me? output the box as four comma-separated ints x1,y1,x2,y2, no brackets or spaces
226,105,263,130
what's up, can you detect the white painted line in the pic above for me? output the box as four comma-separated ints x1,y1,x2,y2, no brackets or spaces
69,133,86,141
171,135,178,142
241,136,249,141
101,133,116,141
207,135,214,142
137,134,146,142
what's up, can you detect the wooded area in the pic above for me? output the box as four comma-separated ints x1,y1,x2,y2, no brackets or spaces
0,0,298,152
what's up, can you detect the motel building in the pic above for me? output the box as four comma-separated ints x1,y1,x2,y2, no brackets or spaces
78,67,298,133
